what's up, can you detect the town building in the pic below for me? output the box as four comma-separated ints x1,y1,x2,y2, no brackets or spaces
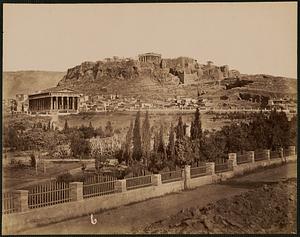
28,88,80,114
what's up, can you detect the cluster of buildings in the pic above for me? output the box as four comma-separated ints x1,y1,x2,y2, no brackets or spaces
79,94,208,113
267,98,297,112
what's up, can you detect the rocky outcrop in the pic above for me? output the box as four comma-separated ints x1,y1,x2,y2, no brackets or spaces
58,60,141,86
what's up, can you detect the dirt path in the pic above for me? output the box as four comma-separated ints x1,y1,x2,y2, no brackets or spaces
19,162,296,234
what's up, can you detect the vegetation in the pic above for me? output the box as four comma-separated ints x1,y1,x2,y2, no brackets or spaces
3,108,296,177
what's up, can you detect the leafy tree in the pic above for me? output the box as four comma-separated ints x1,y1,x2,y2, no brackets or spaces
30,153,36,168
95,126,105,138
7,127,18,150
105,121,114,137
174,136,193,167
70,131,91,159
132,111,142,161
141,111,151,166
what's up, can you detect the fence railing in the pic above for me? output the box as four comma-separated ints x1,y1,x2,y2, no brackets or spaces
160,170,183,183
237,152,252,164
190,165,208,178
2,193,17,215
283,149,290,157
270,150,282,159
28,181,71,209
254,151,268,161
215,162,233,173
126,175,152,190
83,175,116,199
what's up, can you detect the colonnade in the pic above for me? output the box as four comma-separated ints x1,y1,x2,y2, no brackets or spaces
29,96,78,112
139,55,161,63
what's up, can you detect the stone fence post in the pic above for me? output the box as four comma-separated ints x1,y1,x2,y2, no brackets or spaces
13,190,29,212
184,165,191,190
152,174,162,186
228,153,237,169
206,162,215,175
264,149,271,161
70,182,83,201
279,147,284,159
288,146,296,156
249,151,255,163
114,180,127,193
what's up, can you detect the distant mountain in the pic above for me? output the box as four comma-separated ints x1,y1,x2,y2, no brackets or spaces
3,71,65,99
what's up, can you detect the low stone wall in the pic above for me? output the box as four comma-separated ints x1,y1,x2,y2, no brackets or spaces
2,146,297,234
2,180,185,234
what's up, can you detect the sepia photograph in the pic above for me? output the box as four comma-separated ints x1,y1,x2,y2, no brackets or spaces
2,1,297,235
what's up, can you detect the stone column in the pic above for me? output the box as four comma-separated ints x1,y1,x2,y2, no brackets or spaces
55,97,58,110
66,96,69,111
152,174,162,186
13,190,29,212
70,182,83,201
50,97,53,110
62,96,65,110
72,97,75,110
249,151,255,163
114,180,126,193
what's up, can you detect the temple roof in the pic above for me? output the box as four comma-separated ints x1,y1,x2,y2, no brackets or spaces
29,87,80,96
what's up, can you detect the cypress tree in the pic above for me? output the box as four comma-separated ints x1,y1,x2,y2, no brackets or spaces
176,116,184,140
123,120,134,165
132,111,142,161
64,119,69,131
47,121,51,131
167,123,175,161
141,111,151,166
191,108,202,140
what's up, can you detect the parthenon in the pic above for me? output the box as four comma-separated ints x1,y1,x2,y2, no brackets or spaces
28,88,80,114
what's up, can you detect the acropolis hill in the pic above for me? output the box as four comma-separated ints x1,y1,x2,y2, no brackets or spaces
58,53,240,89
55,53,296,104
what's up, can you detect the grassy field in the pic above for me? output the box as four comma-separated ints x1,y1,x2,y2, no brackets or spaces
3,161,83,191
56,111,230,132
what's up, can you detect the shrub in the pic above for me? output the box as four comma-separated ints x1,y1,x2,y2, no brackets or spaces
30,154,36,168
56,173,74,183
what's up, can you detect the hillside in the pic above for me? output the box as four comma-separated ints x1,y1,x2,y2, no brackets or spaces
56,59,297,107
3,71,65,99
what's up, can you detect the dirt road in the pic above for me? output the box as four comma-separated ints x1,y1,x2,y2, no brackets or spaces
19,162,296,235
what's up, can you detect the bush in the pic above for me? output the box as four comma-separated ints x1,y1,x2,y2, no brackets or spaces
30,154,36,168
56,173,74,183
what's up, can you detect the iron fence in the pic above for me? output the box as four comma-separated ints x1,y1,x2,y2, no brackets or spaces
28,181,71,209
125,175,152,190
237,152,252,164
270,150,282,159
2,192,18,215
160,170,183,183
254,151,268,161
83,175,116,199
190,165,208,178
215,161,233,173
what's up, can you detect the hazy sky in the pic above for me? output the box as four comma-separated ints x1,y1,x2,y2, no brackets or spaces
3,2,297,78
